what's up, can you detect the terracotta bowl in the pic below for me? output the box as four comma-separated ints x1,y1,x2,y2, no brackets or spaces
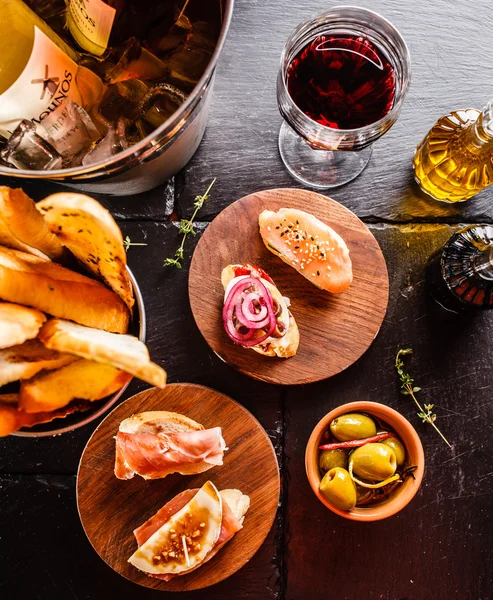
305,401,425,521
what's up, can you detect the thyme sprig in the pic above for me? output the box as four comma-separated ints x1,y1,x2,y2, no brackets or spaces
164,178,216,269
395,348,451,447
123,236,147,251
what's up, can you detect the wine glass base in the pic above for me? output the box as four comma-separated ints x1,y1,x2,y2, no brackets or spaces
278,121,373,189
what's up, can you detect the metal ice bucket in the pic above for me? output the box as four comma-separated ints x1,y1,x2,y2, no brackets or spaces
0,0,234,196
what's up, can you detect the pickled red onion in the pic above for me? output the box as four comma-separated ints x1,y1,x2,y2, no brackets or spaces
222,276,277,347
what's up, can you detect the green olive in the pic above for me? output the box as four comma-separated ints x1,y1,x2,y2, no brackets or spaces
319,449,347,473
381,437,406,466
319,467,357,511
349,443,397,481
329,413,377,442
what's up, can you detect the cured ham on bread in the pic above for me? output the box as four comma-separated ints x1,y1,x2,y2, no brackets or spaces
128,481,250,580
114,411,227,480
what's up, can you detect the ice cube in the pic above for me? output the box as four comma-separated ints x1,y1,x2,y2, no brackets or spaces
103,38,168,84
165,21,215,90
96,79,151,127
42,102,102,166
141,84,187,128
125,118,154,145
82,119,128,166
148,5,193,56
0,120,62,171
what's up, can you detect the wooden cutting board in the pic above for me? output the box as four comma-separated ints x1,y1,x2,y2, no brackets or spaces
189,188,389,385
77,384,280,591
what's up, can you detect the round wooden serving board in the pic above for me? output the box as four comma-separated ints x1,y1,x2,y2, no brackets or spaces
77,384,280,591
189,188,389,385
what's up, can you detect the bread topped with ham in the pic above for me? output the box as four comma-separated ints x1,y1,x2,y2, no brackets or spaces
128,481,250,581
114,411,227,480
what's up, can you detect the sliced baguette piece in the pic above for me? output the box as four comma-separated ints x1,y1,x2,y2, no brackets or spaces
119,411,204,435
182,489,250,574
36,193,134,311
219,489,251,525
0,339,77,387
0,302,47,349
0,187,65,260
151,487,250,579
115,412,225,480
222,264,299,358
0,246,129,333
0,219,49,259
38,319,166,388
0,394,18,404
0,395,93,436
19,359,132,413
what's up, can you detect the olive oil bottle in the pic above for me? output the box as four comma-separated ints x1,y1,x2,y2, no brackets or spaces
413,101,493,202
427,225,493,314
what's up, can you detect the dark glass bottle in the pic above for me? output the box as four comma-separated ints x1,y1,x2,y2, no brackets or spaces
427,225,493,314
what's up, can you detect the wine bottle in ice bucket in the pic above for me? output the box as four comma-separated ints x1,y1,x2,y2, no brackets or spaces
66,0,123,57
0,0,104,155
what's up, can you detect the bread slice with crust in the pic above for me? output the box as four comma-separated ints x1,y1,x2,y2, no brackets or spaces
0,246,129,333
221,264,299,358
116,412,224,479
36,193,134,311
0,187,65,260
119,411,204,435
0,395,93,436
0,219,48,259
19,358,132,413
38,319,166,388
0,303,47,349
0,339,77,387
158,487,250,579
219,489,251,525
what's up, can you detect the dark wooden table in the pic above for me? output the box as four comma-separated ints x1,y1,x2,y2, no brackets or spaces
1,1,493,599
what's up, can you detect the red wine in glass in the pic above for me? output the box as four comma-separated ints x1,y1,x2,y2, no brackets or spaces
286,34,396,130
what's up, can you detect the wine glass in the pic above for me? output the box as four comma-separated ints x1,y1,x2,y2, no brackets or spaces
277,6,411,189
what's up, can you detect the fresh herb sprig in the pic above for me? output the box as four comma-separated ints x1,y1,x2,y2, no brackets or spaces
395,348,451,447
123,236,147,252
164,178,216,269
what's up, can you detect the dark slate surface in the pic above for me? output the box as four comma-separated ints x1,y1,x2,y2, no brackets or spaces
1,0,493,599
0,474,280,600
284,224,493,600
176,0,493,223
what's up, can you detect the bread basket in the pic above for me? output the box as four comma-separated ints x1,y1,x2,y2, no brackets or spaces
12,267,146,437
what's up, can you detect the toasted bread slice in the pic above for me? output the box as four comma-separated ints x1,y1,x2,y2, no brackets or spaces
36,193,134,310
0,399,23,437
39,319,166,388
0,339,77,387
0,395,93,436
116,412,225,480
0,303,46,349
0,246,129,333
0,219,49,259
155,487,250,578
221,264,299,358
219,489,251,525
0,187,65,260
0,394,18,404
19,358,132,413
119,411,204,435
